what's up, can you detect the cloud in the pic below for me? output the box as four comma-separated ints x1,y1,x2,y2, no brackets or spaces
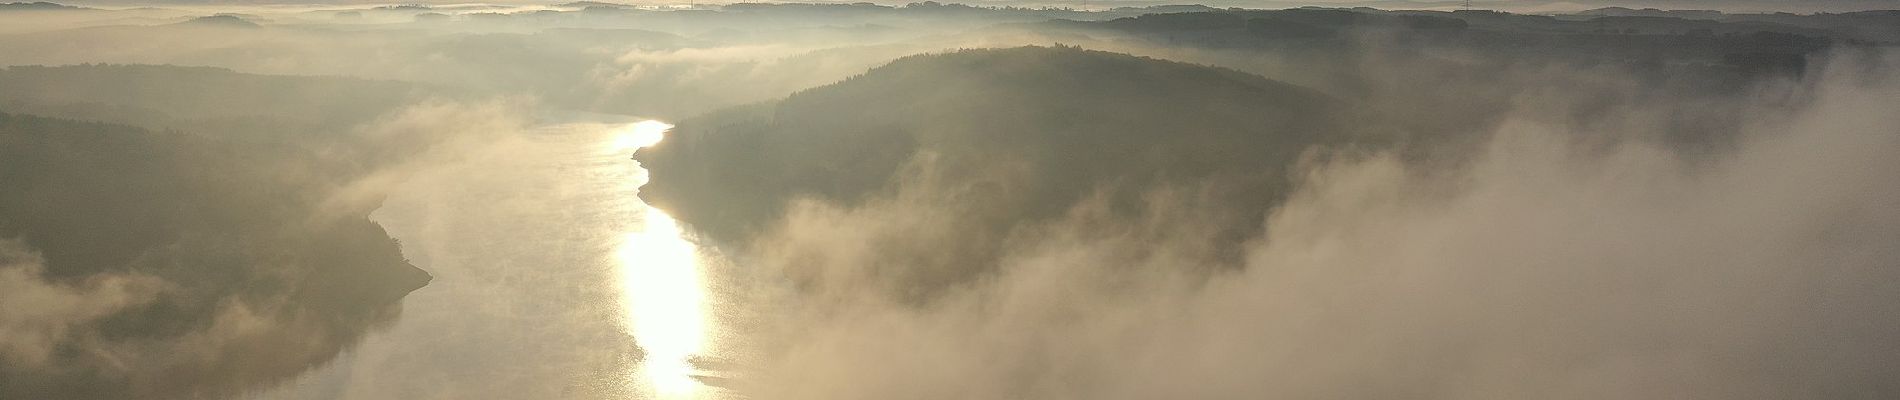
0,238,161,369
318,98,538,220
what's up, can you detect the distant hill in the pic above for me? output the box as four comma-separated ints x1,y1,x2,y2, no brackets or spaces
636,46,1382,295
558,1,633,9
1049,8,1850,49
1574,7,1724,19
0,64,431,139
175,14,260,28
0,1,79,10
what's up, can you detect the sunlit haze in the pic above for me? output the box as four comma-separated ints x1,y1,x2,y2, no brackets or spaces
2,1,1897,399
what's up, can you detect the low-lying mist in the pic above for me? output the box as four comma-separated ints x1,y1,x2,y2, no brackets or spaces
732,50,1900,399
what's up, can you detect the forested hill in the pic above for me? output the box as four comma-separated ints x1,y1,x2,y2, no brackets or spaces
635,46,1384,296
0,110,427,398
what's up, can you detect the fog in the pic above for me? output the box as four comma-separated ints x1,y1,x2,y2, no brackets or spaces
1,1,1896,399
736,50,1900,399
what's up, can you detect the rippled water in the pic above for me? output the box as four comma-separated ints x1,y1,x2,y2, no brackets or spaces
257,119,759,400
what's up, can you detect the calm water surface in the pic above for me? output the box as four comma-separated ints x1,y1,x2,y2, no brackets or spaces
258,119,762,400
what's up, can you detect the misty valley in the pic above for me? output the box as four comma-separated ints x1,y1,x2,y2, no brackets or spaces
1,1,1897,399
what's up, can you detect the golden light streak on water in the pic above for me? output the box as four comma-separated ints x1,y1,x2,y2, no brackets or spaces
610,120,674,153
609,121,712,398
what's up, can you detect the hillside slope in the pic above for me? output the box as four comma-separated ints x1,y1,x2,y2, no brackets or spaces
0,111,429,398
636,46,1382,296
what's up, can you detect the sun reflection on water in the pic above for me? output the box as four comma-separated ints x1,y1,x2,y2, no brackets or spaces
610,120,675,153
609,121,711,398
